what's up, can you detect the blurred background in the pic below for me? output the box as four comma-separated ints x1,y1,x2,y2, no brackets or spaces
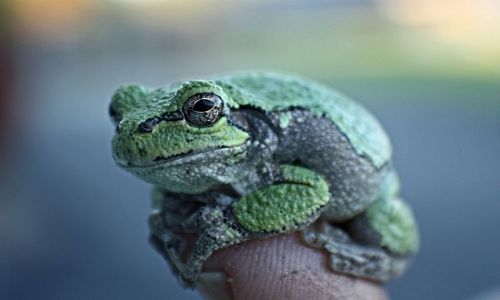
1,0,499,299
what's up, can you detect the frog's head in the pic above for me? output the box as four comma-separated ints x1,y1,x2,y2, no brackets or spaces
109,80,250,194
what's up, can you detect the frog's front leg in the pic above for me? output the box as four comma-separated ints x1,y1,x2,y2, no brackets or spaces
148,188,206,284
181,164,331,287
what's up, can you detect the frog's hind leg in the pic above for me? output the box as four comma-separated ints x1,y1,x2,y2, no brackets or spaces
301,221,408,281
302,172,419,282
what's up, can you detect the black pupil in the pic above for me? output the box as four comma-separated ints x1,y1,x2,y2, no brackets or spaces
193,99,215,112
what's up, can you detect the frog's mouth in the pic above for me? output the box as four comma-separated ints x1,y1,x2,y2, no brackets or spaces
120,141,250,170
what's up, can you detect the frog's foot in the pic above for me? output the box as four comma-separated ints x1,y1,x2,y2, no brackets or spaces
301,222,407,282
181,205,250,288
149,211,189,278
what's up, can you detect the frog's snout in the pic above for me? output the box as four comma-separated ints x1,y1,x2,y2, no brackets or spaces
111,132,148,168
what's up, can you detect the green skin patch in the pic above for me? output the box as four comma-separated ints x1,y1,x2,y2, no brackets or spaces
234,165,330,232
365,171,419,255
366,197,419,256
112,116,249,167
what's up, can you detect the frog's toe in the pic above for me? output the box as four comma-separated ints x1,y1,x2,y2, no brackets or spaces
301,223,409,282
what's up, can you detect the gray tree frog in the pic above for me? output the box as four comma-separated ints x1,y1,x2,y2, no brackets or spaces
109,71,419,288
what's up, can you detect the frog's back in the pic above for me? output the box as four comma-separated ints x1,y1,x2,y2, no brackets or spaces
214,72,392,168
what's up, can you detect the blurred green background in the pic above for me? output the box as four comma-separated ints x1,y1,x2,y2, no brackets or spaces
1,0,499,299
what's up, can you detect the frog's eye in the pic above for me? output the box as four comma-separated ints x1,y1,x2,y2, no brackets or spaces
182,93,224,127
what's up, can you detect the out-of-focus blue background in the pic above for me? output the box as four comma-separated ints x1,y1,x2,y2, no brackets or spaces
1,1,499,299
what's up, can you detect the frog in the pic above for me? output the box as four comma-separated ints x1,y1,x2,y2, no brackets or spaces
109,71,419,289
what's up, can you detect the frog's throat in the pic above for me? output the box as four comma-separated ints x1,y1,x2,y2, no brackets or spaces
120,141,250,170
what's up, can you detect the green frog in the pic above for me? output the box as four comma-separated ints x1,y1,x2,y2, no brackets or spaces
109,71,419,288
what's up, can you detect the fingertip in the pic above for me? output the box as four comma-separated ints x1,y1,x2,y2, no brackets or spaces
197,233,387,300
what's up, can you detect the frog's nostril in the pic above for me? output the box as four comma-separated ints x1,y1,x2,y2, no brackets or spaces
138,117,161,133
138,122,153,133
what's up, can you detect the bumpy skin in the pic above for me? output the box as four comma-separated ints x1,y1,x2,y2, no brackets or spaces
110,71,419,288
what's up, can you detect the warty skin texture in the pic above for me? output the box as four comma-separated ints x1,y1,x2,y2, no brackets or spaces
110,71,419,288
